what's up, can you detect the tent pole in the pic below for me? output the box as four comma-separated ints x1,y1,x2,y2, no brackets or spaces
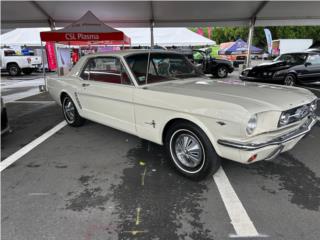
150,20,155,49
40,41,47,92
246,18,255,67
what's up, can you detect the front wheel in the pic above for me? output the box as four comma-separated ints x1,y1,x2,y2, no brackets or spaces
8,63,21,76
165,121,221,181
215,65,228,78
62,95,85,127
284,74,296,86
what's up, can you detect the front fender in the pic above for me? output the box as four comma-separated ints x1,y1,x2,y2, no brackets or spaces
158,113,242,157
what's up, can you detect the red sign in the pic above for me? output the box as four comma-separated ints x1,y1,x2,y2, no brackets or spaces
40,32,130,45
45,42,57,71
64,33,100,41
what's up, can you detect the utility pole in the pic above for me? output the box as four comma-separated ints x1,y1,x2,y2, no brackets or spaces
246,18,255,67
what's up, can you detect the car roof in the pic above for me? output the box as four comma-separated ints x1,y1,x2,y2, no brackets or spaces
282,51,317,55
82,49,183,58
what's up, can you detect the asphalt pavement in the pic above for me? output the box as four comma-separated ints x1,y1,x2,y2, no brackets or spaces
1,71,320,240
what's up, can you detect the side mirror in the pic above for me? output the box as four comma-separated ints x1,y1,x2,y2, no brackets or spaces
205,48,212,54
305,62,312,67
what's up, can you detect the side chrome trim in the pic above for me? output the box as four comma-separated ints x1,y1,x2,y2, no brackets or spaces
218,115,318,151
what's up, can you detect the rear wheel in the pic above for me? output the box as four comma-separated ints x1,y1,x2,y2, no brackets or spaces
215,65,228,78
284,74,296,86
62,95,85,127
8,63,21,76
165,121,221,181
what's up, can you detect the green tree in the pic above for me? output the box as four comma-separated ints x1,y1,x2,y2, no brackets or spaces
191,26,320,50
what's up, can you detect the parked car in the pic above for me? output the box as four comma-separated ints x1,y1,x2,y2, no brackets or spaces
262,52,270,60
232,55,246,68
172,47,194,63
307,48,320,53
240,51,320,86
193,49,234,78
48,50,318,180
0,48,42,76
1,98,9,135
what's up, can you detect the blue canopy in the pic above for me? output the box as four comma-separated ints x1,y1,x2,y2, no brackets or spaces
218,39,263,55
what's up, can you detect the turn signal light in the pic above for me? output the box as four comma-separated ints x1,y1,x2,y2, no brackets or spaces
247,154,257,163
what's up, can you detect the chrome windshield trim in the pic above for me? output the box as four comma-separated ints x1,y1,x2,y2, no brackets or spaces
218,115,318,151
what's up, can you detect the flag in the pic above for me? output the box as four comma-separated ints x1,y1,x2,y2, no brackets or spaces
264,28,273,54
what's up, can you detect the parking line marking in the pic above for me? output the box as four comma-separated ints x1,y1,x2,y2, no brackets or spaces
213,167,263,238
141,166,147,186
0,121,67,172
28,193,51,196
12,101,56,104
123,230,148,236
135,207,141,225
2,88,41,103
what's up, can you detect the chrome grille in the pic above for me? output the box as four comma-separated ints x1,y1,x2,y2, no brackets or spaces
278,103,312,127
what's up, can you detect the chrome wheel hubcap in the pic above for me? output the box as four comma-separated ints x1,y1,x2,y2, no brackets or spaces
64,99,75,122
174,133,203,168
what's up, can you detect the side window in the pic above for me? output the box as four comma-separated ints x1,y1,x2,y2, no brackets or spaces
277,54,286,61
307,54,320,65
80,57,132,85
4,50,16,56
283,55,293,63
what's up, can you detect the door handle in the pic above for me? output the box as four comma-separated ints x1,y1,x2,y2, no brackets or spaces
82,83,90,87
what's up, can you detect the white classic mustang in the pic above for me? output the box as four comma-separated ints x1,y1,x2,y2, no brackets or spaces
48,50,318,180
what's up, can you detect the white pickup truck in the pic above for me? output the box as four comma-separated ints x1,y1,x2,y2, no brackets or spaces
0,48,42,76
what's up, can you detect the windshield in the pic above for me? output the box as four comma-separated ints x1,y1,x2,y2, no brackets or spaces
274,53,307,65
125,52,202,85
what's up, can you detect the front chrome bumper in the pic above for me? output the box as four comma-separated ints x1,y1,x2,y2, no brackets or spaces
218,115,318,151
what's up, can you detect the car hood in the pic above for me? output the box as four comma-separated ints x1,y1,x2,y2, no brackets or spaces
212,58,232,65
146,78,316,113
250,61,290,72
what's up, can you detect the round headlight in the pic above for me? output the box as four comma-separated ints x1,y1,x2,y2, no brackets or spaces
310,100,317,112
246,114,258,135
279,112,290,126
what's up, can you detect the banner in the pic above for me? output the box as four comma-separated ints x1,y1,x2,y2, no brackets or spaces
196,28,204,36
40,32,131,45
264,28,273,54
45,42,57,71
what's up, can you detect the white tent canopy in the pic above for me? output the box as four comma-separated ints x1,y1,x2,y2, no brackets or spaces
1,27,215,47
0,28,50,46
2,1,320,29
119,28,215,46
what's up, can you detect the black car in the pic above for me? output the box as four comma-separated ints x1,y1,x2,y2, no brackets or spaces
193,49,234,78
240,51,320,86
